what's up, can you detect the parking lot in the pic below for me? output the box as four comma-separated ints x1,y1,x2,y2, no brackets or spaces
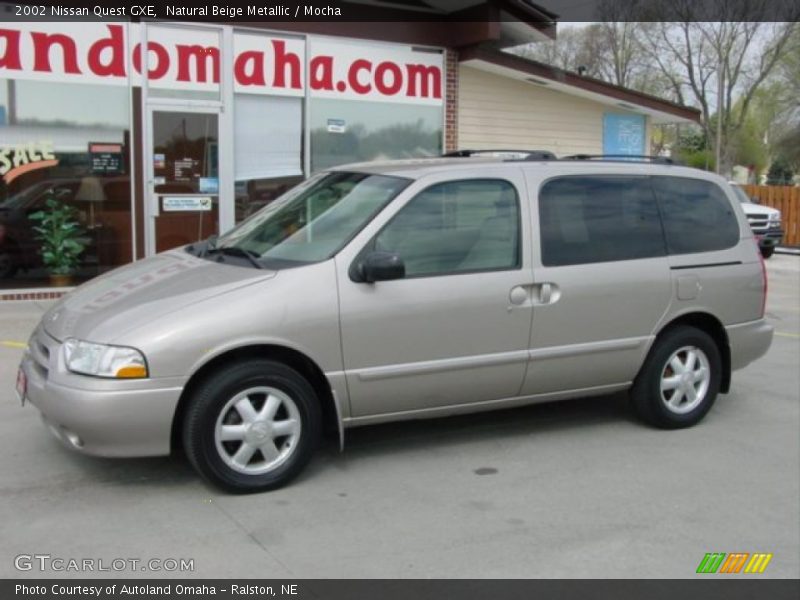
1,254,798,579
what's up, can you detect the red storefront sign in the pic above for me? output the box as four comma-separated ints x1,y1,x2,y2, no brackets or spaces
0,23,443,105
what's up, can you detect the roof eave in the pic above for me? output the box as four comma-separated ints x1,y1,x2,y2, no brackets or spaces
459,46,701,124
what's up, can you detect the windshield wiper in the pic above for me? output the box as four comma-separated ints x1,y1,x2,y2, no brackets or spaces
188,234,219,258
206,246,265,269
200,234,218,257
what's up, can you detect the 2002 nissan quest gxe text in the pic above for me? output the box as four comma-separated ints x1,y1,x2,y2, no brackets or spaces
17,154,774,492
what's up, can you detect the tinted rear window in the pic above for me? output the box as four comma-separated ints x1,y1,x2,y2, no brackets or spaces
539,176,666,266
651,176,740,254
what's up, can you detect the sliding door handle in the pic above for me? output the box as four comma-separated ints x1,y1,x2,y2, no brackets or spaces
539,282,552,304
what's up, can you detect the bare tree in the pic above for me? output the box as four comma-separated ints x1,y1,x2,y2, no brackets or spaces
513,26,602,76
513,10,679,100
638,0,798,173
772,26,800,170
590,0,650,88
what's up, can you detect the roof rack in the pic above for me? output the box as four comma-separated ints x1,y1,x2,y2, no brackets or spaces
560,154,679,165
442,149,557,160
439,151,681,165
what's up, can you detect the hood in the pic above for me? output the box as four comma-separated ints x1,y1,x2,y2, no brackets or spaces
43,250,276,343
741,203,779,217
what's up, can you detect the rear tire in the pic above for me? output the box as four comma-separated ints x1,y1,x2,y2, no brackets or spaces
631,326,721,429
182,359,321,493
760,246,775,259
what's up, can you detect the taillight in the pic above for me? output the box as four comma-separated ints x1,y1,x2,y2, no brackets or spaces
757,240,767,318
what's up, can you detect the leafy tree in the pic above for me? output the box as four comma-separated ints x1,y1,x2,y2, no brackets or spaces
766,156,795,185
512,2,798,175
681,149,716,171
771,27,800,170
636,2,797,175
776,128,800,173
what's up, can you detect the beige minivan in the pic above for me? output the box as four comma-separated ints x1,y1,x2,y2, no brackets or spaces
17,155,774,492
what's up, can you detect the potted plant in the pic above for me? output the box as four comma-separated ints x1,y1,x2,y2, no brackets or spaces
29,196,89,287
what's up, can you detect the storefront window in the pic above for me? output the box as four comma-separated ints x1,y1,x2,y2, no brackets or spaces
233,93,304,223
142,24,222,102
0,22,446,291
0,79,132,288
310,99,442,172
151,111,219,252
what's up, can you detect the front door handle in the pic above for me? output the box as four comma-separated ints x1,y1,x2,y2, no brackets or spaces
508,283,559,308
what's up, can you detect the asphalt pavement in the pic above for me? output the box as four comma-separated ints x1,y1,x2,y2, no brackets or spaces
1,255,798,579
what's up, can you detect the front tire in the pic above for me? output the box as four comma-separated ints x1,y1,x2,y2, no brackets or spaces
182,359,321,493
760,246,775,259
631,326,722,429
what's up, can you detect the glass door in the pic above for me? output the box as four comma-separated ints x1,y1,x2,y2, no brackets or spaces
146,107,221,253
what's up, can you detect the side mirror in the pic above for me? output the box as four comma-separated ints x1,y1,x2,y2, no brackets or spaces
750,196,760,204
354,251,405,283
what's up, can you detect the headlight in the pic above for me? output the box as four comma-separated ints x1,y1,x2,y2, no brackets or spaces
768,212,781,225
63,339,148,379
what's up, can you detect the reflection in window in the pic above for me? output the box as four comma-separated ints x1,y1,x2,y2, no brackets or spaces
0,78,132,288
310,99,442,172
219,171,409,267
374,179,520,277
652,176,740,255
539,177,666,266
152,112,218,195
234,93,304,223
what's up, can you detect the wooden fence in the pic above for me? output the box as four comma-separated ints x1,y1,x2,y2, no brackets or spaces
742,185,800,247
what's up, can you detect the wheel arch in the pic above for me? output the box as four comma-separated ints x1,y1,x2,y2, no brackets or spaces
653,311,731,393
170,344,342,453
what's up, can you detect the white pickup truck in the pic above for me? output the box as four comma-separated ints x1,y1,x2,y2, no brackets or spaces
729,183,784,258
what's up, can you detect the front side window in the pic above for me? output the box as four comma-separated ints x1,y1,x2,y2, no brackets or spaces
216,171,410,268
652,176,740,254
539,176,666,267
372,179,521,277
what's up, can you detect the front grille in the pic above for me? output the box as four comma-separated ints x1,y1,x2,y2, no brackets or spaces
30,327,58,378
747,216,768,232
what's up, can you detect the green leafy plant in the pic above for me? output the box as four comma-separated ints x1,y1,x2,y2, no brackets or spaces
767,155,796,185
28,197,88,276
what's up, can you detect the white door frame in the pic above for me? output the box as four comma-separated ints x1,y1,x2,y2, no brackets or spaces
139,21,234,257
143,103,225,255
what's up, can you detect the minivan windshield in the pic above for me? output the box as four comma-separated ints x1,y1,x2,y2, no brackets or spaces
209,171,410,268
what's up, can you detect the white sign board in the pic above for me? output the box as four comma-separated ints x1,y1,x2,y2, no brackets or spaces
0,23,444,105
162,196,213,212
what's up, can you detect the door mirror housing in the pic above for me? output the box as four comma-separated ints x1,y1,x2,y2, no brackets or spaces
750,196,760,204
354,251,405,283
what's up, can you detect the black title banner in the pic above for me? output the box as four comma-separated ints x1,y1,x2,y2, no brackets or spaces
2,0,799,23
5,579,800,600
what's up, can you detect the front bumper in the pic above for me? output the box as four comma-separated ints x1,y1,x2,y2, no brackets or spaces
726,318,774,371
19,329,184,457
754,227,784,248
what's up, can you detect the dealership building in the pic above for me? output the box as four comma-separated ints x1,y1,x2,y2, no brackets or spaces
0,1,699,298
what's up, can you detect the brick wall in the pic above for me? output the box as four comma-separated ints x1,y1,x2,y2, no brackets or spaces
445,49,458,152
0,291,67,302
